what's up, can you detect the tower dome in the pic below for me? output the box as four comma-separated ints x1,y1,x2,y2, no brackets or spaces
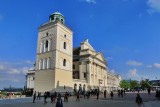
49,12,65,24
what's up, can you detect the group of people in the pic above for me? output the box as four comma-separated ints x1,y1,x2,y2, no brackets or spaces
32,91,63,107
118,89,125,98
155,90,160,100
32,89,160,107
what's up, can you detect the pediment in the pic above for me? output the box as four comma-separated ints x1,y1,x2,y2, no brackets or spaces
95,52,106,62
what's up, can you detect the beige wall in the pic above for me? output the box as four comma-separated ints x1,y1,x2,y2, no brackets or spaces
34,69,55,92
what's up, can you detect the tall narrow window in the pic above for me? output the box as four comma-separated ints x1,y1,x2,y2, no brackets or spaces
43,58,47,69
63,42,66,49
45,40,48,48
63,59,66,66
73,64,75,69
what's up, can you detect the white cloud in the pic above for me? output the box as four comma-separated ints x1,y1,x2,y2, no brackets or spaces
80,0,96,4
0,65,4,70
0,60,34,74
147,0,160,13
153,63,160,68
8,68,21,74
126,60,143,66
146,65,153,68
24,60,34,64
109,69,115,74
127,68,140,79
0,76,20,83
146,63,160,69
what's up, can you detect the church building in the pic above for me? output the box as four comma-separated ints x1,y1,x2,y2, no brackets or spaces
26,12,122,93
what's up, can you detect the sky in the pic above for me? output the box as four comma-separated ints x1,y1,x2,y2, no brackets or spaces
0,0,160,89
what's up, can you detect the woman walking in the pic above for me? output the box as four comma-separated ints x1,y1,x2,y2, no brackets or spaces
136,93,143,107
56,94,63,107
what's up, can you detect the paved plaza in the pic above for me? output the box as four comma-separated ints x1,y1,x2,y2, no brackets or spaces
0,92,159,107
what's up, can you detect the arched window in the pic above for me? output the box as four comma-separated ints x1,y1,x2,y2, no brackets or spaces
45,40,48,48
46,32,49,36
61,19,64,23
47,58,51,69
43,58,47,69
63,59,66,66
63,42,66,49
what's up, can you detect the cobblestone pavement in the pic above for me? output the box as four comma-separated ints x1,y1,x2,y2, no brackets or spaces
0,92,159,107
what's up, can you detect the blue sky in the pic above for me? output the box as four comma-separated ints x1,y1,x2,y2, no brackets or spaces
0,0,160,89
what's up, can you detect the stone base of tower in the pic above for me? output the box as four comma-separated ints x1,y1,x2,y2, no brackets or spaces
34,69,55,92
34,69,74,93
54,69,74,92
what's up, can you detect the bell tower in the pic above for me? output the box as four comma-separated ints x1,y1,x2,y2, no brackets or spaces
34,12,73,92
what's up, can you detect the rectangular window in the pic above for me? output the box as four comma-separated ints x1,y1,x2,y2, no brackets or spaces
84,73,86,78
73,64,75,69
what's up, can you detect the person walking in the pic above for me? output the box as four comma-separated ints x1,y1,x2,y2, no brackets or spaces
136,93,143,107
121,89,123,98
155,90,159,100
110,91,114,99
39,92,41,100
118,90,121,98
33,91,36,103
76,91,80,102
104,90,106,98
44,92,47,104
96,91,99,100
56,94,63,107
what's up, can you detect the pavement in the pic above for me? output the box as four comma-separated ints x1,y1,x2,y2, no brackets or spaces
0,92,159,107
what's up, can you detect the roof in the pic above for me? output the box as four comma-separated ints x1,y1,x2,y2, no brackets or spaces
50,11,64,17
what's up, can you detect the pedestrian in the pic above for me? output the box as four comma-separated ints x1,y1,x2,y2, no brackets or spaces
44,92,47,104
51,94,54,103
147,87,151,95
121,89,123,98
56,94,63,107
104,90,106,98
118,90,120,98
158,90,160,100
39,92,41,100
124,90,126,95
96,91,99,100
33,91,36,103
136,93,143,107
64,92,68,102
155,90,159,100
37,92,39,100
110,91,114,99
76,91,80,102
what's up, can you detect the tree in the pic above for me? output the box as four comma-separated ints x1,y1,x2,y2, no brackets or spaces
140,79,151,89
119,80,130,89
130,80,139,89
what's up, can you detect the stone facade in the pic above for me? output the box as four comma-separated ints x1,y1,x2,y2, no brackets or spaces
26,12,122,93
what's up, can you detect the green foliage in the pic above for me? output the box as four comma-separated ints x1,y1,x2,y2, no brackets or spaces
119,80,130,89
130,80,139,89
140,79,151,89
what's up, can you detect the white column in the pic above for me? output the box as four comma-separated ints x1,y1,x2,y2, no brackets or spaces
47,58,51,69
43,41,46,52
